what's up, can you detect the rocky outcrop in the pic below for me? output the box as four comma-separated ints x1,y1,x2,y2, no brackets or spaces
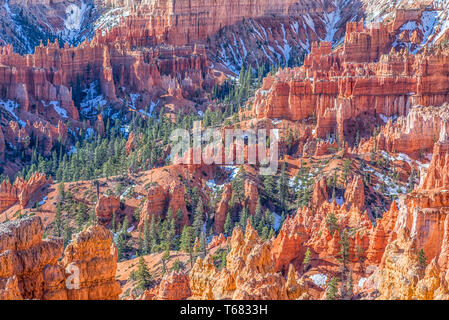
61,224,121,300
377,104,449,159
375,227,449,300
147,270,191,300
0,216,64,300
344,175,365,211
0,216,121,300
422,140,449,191
95,195,121,225
251,19,449,146
0,172,52,213
214,184,232,234
190,222,295,300
139,181,189,230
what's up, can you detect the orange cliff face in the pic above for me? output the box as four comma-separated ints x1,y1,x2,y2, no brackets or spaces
251,18,449,148
0,172,51,214
110,0,333,47
357,132,449,299
145,270,192,300
0,216,121,300
190,222,307,300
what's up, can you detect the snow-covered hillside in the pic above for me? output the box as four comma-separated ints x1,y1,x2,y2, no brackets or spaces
363,0,449,49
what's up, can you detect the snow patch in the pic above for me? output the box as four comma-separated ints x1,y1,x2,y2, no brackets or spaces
310,274,328,288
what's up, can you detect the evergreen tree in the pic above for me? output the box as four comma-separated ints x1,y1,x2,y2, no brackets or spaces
277,162,288,209
180,226,195,268
303,247,312,268
54,204,63,237
224,212,233,237
63,223,73,248
161,243,170,275
326,212,338,236
136,256,152,290
327,277,339,300
143,218,150,255
192,199,205,238
239,206,248,231
418,249,427,268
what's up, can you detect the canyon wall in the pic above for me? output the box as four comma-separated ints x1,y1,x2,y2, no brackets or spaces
0,216,120,300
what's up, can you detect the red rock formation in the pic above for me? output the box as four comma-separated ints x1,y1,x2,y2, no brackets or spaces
344,175,365,211
214,184,232,234
95,195,121,225
148,270,191,300
126,132,135,155
311,177,328,209
422,140,449,191
139,181,189,230
61,224,121,300
190,222,296,300
252,19,449,146
0,216,64,300
0,216,121,300
0,172,51,213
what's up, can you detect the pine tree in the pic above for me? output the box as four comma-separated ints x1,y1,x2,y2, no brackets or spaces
122,216,130,239
116,233,125,261
224,212,233,237
326,212,338,236
277,162,288,209
193,199,204,238
143,218,150,255
303,247,312,267
149,216,157,253
112,211,117,232
198,231,207,258
136,256,152,290
137,229,143,256
63,222,72,248
263,174,276,199
239,206,248,231
161,243,170,275
338,229,350,273
346,269,354,300
418,249,427,268
54,204,63,237
180,226,195,268
327,277,339,300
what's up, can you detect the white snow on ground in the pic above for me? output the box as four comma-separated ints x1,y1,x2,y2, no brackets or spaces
379,114,398,123
0,100,25,127
119,125,130,138
52,102,68,118
42,100,68,118
358,277,367,288
94,8,131,35
64,3,88,32
225,166,240,181
149,100,159,116
80,82,107,118
129,94,140,109
363,160,408,197
365,0,449,49
61,2,90,42
310,274,328,288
